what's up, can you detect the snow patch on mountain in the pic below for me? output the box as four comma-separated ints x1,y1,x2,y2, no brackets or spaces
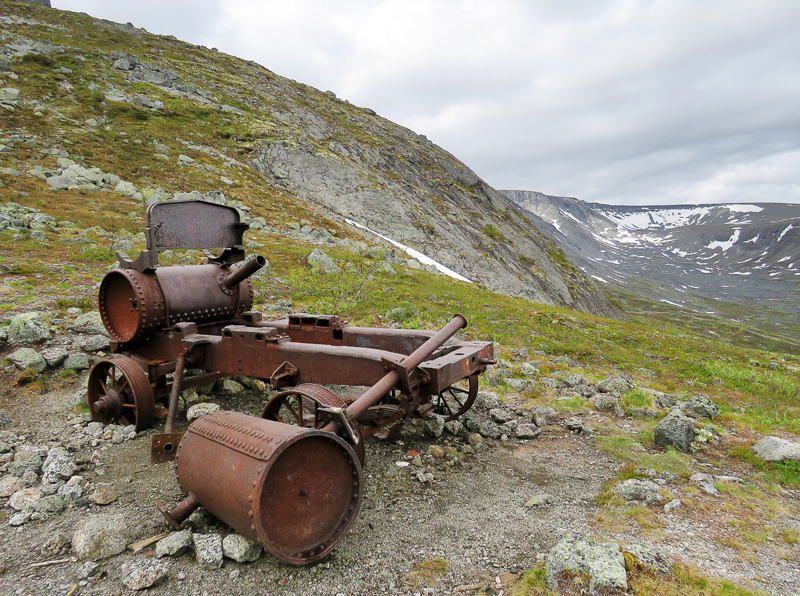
707,229,741,251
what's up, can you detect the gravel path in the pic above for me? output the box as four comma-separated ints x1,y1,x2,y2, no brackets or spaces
1,379,798,595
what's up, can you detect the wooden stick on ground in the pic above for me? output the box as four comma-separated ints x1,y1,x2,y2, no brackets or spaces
127,531,171,553
28,558,73,569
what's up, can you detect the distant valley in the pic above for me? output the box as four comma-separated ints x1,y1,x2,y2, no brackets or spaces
503,190,800,352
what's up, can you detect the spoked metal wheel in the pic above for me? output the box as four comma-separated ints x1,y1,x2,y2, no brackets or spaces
261,383,365,465
431,373,479,421
87,357,155,432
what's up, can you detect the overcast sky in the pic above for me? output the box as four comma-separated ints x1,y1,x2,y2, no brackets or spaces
53,0,800,206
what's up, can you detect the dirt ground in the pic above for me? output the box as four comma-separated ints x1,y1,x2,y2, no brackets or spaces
1,376,798,596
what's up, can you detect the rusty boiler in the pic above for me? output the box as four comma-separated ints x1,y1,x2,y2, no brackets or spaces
161,411,363,565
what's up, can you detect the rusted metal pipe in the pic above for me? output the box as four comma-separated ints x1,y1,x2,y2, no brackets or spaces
164,351,186,434
341,314,467,421
223,254,266,289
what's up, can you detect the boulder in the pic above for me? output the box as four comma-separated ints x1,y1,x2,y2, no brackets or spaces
121,559,170,590
9,487,42,511
751,436,800,462
532,406,557,427
653,409,695,452
596,376,633,396
680,395,719,419
155,530,193,558
187,402,221,422
7,348,46,373
193,533,223,569
63,352,90,371
307,248,340,273
546,538,627,594
69,311,108,335
515,424,542,440
73,513,134,560
7,312,50,344
622,544,674,576
222,534,262,563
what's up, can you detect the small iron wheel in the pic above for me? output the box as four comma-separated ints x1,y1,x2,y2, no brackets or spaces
87,357,155,432
261,384,365,465
432,373,479,421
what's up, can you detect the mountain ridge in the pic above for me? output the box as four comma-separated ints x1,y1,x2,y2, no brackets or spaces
0,2,620,319
503,189,800,351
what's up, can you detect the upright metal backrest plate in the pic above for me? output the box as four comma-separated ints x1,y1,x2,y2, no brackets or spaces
146,200,246,250
117,200,249,271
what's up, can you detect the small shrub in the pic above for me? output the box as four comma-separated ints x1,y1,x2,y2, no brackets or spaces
482,224,507,243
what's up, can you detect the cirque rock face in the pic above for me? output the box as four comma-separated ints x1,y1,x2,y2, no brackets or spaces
504,190,800,329
0,2,620,319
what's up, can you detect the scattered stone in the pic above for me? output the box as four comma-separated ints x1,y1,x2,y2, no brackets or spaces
187,402,221,422
156,530,193,559
504,378,531,392
444,420,463,436
475,391,502,410
41,347,68,368
622,544,675,576
9,487,41,510
614,479,661,503
193,533,224,569
217,378,245,395
489,408,515,424
72,513,133,560
33,494,67,514
0,475,25,497
79,335,109,352
593,394,617,412
121,559,170,590
653,409,695,452
222,533,262,563
546,538,627,594
515,424,542,440
525,493,553,507
596,376,633,397
680,395,719,419
564,417,585,433
307,248,340,273
532,407,557,427
7,348,46,373
91,482,119,505
69,311,108,335
690,473,719,496
466,418,501,440
63,352,90,371
76,561,101,581
423,415,445,438
750,436,800,462
42,447,77,483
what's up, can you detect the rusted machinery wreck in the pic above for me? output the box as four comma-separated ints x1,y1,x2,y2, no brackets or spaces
86,200,494,564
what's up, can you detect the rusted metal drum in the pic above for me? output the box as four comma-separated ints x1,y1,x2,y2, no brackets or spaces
98,264,255,343
174,411,363,565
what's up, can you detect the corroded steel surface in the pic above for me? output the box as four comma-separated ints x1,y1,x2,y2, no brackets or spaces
99,262,259,343
174,411,363,565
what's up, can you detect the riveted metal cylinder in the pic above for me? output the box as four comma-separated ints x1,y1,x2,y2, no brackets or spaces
174,411,364,565
98,263,255,343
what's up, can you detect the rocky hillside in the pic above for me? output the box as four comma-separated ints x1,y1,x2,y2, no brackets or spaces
0,1,620,318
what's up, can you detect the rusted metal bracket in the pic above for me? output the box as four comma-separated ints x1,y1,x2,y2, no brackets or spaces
317,405,362,447
269,361,298,389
